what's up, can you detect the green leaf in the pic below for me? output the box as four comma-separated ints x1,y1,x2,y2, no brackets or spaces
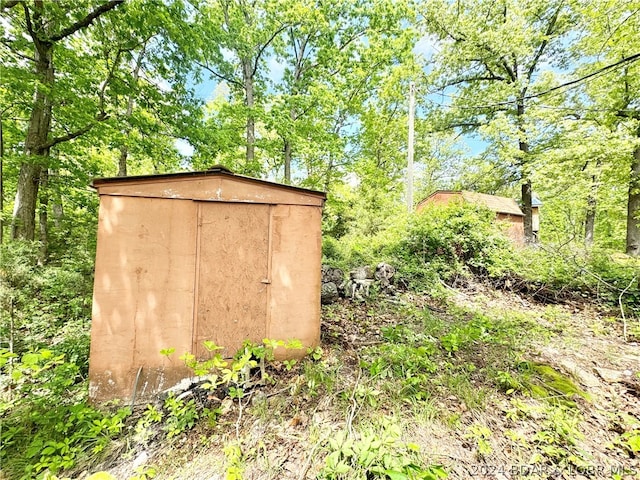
22,353,40,365
385,470,409,480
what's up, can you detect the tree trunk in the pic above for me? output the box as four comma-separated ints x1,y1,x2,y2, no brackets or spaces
521,181,533,244
50,169,63,228
0,113,4,244
117,147,128,176
584,163,599,247
284,139,291,184
516,99,534,244
12,32,54,241
38,169,48,262
117,44,146,177
626,139,640,256
584,193,596,247
243,60,255,168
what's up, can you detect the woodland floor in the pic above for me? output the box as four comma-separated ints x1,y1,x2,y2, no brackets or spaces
99,280,640,480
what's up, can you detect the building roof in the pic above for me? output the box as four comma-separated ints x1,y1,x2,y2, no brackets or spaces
421,190,524,216
460,191,524,216
532,195,543,207
91,166,326,199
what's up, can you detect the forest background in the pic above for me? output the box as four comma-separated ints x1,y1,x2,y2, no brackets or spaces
2,0,640,256
2,1,640,478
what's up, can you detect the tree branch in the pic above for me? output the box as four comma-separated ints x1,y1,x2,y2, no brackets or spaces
22,2,46,56
252,22,291,77
195,60,244,89
526,3,562,83
0,0,20,10
0,39,36,62
37,113,108,150
49,0,123,42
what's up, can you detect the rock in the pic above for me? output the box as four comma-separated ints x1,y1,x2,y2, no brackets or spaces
321,265,344,285
350,266,374,280
132,451,149,469
375,262,396,294
557,358,600,388
346,278,375,300
595,367,626,384
321,282,339,304
375,262,395,282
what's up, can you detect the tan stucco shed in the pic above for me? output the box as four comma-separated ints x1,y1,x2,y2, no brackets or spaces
88,167,326,403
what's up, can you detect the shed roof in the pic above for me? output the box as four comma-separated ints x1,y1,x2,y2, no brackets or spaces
92,167,325,197
91,167,326,206
460,191,523,216
423,190,524,216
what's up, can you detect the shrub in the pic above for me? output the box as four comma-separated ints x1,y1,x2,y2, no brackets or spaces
0,349,130,478
392,202,511,285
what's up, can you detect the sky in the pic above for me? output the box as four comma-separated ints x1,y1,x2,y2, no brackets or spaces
174,32,489,160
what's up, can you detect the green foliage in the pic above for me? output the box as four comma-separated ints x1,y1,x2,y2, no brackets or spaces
0,242,93,373
490,245,640,311
495,361,589,408
465,423,493,457
162,394,199,438
505,400,587,468
0,349,130,479
320,419,447,480
176,338,300,398
361,342,437,402
389,203,510,289
224,442,245,480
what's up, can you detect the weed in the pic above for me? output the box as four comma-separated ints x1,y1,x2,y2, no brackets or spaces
0,349,130,478
224,442,245,480
361,343,437,401
163,394,199,438
465,423,493,458
319,418,447,479
303,357,339,397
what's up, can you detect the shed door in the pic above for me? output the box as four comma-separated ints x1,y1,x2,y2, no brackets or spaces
194,202,270,358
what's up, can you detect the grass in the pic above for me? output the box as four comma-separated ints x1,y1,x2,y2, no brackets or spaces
9,282,640,480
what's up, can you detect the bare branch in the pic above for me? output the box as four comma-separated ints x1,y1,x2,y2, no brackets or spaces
49,0,123,42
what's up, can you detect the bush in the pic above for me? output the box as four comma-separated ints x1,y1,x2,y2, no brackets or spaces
492,244,640,310
392,202,511,286
0,349,130,478
0,241,93,355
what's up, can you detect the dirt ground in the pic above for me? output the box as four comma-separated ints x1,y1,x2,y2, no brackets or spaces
100,280,640,480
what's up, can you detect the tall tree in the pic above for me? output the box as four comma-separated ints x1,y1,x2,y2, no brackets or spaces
576,1,640,255
194,0,290,173
2,0,123,241
421,0,573,243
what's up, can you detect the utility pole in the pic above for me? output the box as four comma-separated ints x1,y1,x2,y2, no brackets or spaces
406,82,415,213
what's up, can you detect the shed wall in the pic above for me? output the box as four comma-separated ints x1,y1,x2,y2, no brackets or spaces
268,205,323,356
89,180,323,402
496,213,525,245
416,191,462,210
89,196,196,402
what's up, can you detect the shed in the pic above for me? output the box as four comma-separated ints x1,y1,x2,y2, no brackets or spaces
416,190,540,244
88,167,326,403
